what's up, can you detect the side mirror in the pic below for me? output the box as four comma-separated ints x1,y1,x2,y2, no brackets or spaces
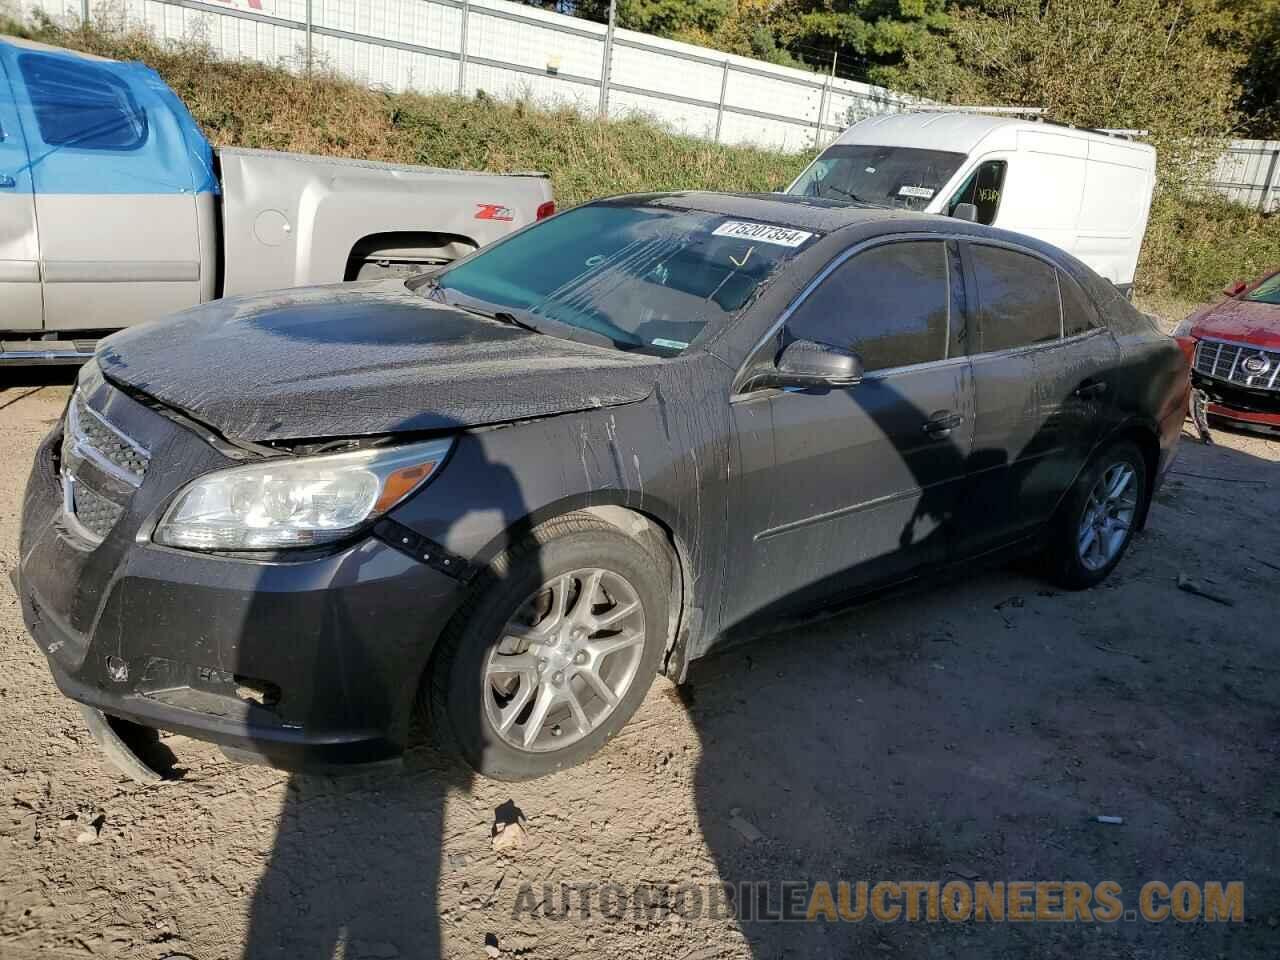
1224,279,1248,297
766,339,863,388
952,202,978,222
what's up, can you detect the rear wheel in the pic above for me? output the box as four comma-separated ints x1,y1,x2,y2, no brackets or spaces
1044,440,1147,589
425,514,668,780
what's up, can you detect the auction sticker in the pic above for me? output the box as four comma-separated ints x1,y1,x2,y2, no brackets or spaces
898,185,935,199
713,221,814,247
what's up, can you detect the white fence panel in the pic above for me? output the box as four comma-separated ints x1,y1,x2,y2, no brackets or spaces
1208,140,1280,213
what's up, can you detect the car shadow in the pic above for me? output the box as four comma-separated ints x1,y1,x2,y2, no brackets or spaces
237,422,536,960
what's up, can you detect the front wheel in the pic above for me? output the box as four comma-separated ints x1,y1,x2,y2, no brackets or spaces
1044,440,1148,589
425,514,668,781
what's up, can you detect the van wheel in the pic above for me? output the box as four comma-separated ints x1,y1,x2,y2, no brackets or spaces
1045,440,1147,589
423,514,668,781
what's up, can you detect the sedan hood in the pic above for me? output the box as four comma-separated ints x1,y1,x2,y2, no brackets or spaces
1188,297,1280,349
98,280,663,443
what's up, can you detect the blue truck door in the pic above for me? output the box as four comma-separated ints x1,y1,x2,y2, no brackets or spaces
0,50,42,331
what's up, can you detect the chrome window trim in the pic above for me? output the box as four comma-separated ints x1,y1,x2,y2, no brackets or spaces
967,327,1109,363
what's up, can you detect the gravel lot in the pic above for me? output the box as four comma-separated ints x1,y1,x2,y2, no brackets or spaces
1,370,1277,960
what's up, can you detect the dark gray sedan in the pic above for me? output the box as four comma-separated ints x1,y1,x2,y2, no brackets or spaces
17,193,1188,781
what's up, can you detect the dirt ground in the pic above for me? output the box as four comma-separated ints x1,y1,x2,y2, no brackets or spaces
1,369,1278,960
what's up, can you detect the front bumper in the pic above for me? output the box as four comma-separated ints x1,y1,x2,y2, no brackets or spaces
16,392,467,773
1206,403,1280,437
1191,369,1280,437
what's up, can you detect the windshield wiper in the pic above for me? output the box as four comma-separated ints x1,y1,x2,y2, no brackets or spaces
825,184,866,203
492,311,542,334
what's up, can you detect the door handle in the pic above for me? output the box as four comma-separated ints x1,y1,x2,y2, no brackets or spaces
0,174,15,189
1074,380,1108,399
922,411,964,437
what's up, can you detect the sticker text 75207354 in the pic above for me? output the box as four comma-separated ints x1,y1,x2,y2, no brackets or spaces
712,221,814,248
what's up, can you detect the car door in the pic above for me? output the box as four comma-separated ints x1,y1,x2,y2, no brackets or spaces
10,49,203,331
0,51,41,331
722,238,974,635
956,241,1118,556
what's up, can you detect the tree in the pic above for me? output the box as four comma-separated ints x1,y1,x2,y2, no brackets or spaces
882,0,1242,185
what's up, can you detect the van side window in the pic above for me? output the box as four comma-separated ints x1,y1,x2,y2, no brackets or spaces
786,241,949,372
18,54,147,150
948,161,1007,225
1058,271,1100,336
969,244,1061,352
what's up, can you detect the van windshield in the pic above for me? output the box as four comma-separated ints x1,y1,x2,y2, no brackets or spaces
788,145,967,211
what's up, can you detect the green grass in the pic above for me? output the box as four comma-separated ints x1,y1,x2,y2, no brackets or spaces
1140,193,1280,311
4,15,1276,305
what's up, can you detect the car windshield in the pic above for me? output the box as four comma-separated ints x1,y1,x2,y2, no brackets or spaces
1243,272,1280,305
424,202,817,356
788,144,967,210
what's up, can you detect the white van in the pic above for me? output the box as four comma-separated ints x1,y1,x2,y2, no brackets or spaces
786,112,1157,293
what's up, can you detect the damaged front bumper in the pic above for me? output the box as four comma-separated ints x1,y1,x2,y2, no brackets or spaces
16,385,468,775
1191,373,1280,437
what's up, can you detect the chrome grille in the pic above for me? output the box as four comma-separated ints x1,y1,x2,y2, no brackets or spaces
1193,338,1280,392
68,390,150,482
60,389,150,543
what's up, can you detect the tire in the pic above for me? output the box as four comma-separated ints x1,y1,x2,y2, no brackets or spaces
423,513,669,780
1044,440,1148,590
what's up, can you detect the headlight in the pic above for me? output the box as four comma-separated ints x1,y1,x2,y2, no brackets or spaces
153,438,453,551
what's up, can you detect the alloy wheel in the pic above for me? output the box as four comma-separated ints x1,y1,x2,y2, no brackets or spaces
1077,462,1138,571
483,567,646,752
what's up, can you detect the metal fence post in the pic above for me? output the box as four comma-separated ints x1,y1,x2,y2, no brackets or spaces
714,60,730,143
81,0,89,26
814,51,837,149
304,0,313,74
1259,147,1279,214
457,0,470,94
598,0,616,119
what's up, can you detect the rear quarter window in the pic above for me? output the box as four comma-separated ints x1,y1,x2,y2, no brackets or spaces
1058,271,1100,336
19,53,147,150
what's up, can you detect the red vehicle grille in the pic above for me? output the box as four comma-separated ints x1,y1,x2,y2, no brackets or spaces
1193,338,1280,393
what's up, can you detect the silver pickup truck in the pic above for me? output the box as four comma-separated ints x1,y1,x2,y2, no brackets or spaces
0,36,554,364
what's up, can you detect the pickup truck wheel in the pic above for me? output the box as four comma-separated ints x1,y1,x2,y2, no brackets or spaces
1044,440,1147,589
424,514,667,780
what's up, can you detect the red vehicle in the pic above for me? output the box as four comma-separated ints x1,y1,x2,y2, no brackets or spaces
1174,269,1280,436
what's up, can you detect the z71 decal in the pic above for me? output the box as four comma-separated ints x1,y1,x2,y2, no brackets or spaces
475,203,515,222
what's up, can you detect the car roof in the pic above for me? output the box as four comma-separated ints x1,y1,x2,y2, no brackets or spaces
605,190,944,234
837,112,1024,153
832,111,1155,157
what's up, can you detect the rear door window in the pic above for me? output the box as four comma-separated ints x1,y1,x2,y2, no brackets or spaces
786,240,950,372
969,244,1062,352
19,53,147,150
